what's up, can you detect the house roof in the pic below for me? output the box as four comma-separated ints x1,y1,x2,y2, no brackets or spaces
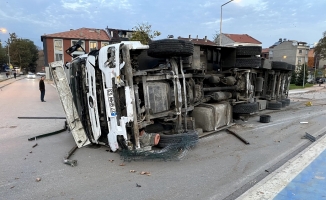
178,37,217,46
41,28,110,41
262,48,269,53
224,33,262,44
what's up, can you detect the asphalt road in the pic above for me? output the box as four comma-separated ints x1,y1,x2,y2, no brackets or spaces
1,78,326,200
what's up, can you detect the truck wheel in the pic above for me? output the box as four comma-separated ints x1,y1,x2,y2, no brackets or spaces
281,100,287,107
235,57,261,68
267,101,282,110
233,102,259,114
236,46,262,56
283,98,290,106
157,130,199,148
148,39,194,58
260,115,271,123
271,61,288,70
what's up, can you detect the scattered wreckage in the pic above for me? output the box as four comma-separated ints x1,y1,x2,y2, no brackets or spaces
49,38,294,159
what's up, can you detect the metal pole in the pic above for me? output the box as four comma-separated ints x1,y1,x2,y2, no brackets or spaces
314,53,317,83
219,0,234,46
219,6,222,45
303,62,305,87
8,44,10,67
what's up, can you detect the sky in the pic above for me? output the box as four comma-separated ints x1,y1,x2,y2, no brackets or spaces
0,0,326,49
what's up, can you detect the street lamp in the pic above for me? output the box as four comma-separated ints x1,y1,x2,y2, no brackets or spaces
220,0,235,46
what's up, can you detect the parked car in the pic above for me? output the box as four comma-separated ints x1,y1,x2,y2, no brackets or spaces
36,71,46,76
27,72,36,79
316,77,324,84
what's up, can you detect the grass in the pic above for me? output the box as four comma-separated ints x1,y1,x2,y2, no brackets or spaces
289,83,314,90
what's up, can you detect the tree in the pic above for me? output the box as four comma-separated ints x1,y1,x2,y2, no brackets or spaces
130,23,161,45
290,70,297,84
6,33,38,72
295,64,308,86
0,41,8,68
212,31,219,44
315,31,326,60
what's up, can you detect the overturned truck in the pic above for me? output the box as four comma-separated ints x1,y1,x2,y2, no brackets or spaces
50,39,294,154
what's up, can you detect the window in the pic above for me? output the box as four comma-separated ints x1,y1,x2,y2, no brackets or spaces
89,41,97,51
298,58,302,64
55,54,63,61
54,39,63,61
71,40,85,51
101,42,110,47
299,49,302,54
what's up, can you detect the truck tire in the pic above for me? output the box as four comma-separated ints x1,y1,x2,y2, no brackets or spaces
157,130,199,148
260,115,271,123
233,102,259,114
271,61,288,70
267,101,282,110
148,39,194,58
281,100,287,107
283,98,290,106
235,57,261,68
236,46,262,56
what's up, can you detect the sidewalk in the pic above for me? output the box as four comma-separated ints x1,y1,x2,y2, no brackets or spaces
289,84,325,94
0,73,22,82
0,74,26,88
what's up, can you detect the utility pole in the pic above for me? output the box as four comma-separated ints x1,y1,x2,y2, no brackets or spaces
303,63,305,87
220,0,234,46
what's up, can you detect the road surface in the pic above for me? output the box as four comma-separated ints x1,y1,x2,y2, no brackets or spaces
0,77,325,200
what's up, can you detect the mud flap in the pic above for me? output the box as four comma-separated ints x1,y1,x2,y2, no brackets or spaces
50,60,91,148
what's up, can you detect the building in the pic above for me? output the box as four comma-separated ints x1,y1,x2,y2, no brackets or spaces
218,33,262,47
41,28,112,66
269,38,309,71
105,27,133,43
35,50,44,73
310,48,326,78
261,48,269,59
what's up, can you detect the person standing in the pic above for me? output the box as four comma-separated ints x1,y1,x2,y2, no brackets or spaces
39,76,46,102
14,71,16,79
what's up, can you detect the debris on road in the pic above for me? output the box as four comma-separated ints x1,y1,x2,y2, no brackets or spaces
119,163,125,166
140,171,151,176
36,177,41,182
302,132,316,142
305,101,312,106
130,170,136,173
226,129,250,145
108,159,114,162
300,122,308,124
136,183,141,187
32,143,38,148
63,145,78,167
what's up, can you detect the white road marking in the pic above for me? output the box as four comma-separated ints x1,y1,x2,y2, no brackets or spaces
241,109,326,133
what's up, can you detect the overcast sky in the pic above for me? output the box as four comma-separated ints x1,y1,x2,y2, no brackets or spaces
0,0,325,49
